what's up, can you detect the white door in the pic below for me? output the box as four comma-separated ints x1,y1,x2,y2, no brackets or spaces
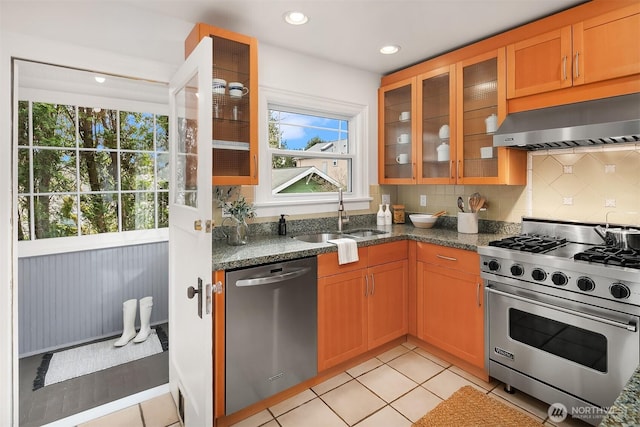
168,36,213,427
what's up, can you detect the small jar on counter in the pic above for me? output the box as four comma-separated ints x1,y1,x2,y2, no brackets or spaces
392,205,405,224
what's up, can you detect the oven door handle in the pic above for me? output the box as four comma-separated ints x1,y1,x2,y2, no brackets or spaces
487,287,638,332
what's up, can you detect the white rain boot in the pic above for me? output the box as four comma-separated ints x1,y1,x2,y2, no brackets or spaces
134,296,153,343
114,299,137,347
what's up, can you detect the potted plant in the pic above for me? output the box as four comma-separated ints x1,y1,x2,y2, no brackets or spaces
215,187,256,245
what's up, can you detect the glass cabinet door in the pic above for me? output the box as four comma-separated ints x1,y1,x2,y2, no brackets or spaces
457,49,505,183
379,79,415,184
418,66,456,184
185,23,258,185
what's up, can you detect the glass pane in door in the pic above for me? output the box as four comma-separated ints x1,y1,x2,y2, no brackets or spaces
462,58,498,178
174,73,199,208
383,84,412,180
421,72,450,180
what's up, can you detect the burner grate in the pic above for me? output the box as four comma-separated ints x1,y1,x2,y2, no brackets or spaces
574,246,640,270
489,235,567,253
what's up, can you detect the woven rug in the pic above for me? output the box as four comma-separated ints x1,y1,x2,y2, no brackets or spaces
412,385,542,427
33,326,168,390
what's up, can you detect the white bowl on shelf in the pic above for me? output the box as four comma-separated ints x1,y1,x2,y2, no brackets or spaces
409,214,438,229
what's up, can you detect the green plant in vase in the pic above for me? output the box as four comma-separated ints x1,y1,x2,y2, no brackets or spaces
215,187,256,245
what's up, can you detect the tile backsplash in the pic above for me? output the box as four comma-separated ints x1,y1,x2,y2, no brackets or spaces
530,146,640,225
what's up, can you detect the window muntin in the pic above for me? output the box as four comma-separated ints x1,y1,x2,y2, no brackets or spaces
17,100,169,241
268,108,351,195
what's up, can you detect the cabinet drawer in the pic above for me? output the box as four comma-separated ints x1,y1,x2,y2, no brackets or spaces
317,248,368,278
416,242,479,274
368,240,408,266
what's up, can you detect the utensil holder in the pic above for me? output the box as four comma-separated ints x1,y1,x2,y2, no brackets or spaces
458,212,478,234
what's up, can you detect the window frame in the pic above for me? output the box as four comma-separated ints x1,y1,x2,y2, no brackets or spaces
17,87,170,257
256,87,371,217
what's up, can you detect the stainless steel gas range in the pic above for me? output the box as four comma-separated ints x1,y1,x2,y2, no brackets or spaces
479,218,640,426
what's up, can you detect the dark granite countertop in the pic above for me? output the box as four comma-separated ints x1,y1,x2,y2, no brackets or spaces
600,365,640,426
212,223,514,271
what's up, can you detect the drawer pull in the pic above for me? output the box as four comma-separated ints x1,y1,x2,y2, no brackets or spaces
436,254,457,262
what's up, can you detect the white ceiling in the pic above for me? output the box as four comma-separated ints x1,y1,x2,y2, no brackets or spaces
2,0,584,76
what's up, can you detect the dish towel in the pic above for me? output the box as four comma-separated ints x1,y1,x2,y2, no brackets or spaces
327,238,359,265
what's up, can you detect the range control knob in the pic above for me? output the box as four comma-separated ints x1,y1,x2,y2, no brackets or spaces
577,277,595,292
531,268,547,281
610,283,631,299
551,272,568,286
510,264,524,277
488,260,501,272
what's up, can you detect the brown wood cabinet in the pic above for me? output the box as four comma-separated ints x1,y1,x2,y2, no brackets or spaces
416,242,484,370
379,50,526,185
507,4,640,99
318,241,408,371
185,23,259,185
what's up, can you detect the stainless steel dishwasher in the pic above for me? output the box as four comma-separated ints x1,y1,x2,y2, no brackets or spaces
225,256,317,414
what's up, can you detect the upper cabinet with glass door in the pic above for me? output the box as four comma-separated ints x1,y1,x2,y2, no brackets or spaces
378,78,416,184
185,23,258,185
456,49,526,185
417,65,456,184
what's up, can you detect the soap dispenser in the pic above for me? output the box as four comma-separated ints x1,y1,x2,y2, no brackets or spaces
376,204,385,226
278,214,287,235
384,204,392,226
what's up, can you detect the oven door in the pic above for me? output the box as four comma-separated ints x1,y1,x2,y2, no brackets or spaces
487,283,639,408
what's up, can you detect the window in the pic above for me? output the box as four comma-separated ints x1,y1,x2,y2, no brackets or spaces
256,88,370,216
17,101,169,241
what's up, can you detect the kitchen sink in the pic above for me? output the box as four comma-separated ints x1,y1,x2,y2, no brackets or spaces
293,233,350,243
346,229,389,238
293,229,389,243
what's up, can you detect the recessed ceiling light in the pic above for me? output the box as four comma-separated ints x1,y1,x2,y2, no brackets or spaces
284,11,309,25
94,76,106,83
380,45,400,55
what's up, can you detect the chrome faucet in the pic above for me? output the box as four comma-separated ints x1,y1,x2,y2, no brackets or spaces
337,188,349,232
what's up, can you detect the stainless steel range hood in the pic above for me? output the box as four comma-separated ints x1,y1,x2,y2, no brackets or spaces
493,93,640,150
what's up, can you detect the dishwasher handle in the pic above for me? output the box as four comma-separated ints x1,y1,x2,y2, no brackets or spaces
235,267,311,287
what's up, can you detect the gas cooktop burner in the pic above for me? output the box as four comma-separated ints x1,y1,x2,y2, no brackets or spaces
574,246,640,270
488,234,568,253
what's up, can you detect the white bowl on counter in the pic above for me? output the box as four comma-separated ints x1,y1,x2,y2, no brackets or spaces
409,214,438,229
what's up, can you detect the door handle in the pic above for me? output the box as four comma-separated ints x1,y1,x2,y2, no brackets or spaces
187,278,203,319
194,219,203,231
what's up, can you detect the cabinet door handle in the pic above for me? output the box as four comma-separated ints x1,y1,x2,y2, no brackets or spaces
370,274,375,296
562,55,567,80
364,274,369,297
436,254,457,262
457,160,461,179
412,163,416,180
450,160,455,179
476,282,481,307
574,51,580,78
253,154,258,179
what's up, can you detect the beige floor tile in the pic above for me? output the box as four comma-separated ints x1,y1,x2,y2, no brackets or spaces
391,386,443,423
277,398,347,427
269,388,316,417
312,372,352,395
376,345,410,363
490,385,550,420
447,365,499,391
347,357,383,378
140,393,179,427
321,380,385,425
229,409,274,427
78,405,143,427
357,364,417,403
412,347,452,368
401,341,416,350
168,423,182,427
422,369,481,400
387,351,445,384
490,393,545,423
354,406,412,427
262,421,279,427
